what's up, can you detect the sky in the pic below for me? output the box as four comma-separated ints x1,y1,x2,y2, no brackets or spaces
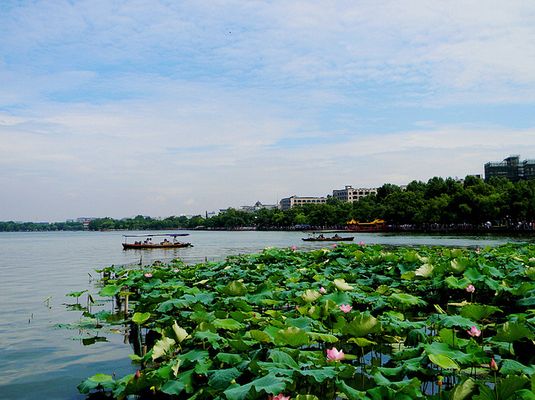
1,1,535,221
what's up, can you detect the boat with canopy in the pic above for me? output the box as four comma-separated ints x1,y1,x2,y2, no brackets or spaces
122,234,192,250
302,234,354,242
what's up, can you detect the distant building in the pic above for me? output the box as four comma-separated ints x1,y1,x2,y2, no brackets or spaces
279,196,327,210
332,185,378,202
240,201,278,213
76,217,95,229
484,155,535,181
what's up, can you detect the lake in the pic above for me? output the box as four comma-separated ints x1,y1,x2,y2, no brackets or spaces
0,230,532,399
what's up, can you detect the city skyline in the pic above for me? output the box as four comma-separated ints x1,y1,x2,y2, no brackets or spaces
2,1,535,221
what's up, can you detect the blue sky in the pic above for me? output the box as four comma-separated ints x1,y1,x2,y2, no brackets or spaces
1,1,535,221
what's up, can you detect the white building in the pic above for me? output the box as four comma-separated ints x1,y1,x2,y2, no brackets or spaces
279,196,327,210
240,201,278,213
332,186,377,203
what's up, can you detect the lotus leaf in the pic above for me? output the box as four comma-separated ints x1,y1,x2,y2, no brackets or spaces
275,326,310,347
131,312,150,325
334,278,353,291
152,336,176,360
414,263,434,278
428,353,460,370
494,321,533,342
343,312,381,337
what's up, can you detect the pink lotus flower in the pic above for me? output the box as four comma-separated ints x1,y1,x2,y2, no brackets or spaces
134,370,141,379
144,273,153,278
269,394,290,400
466,284,475,293
359,241,365,246
339,304,352,313
490,357,498,371
332,244,337,248
291,245,297,251
326,347,345,361
467,326,481,337
319,287,327,294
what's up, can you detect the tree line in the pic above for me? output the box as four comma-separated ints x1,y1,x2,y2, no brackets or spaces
0,221,85,232
3,176,535,232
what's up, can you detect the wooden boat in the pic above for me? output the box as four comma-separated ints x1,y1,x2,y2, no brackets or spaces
302,235,354,242
122,234,192,250
346,219,387,232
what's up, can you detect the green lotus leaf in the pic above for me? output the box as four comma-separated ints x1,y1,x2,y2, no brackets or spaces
388,293,426,308
87,373,114,383
67,290,88,297
223,280,247,296
215,352,243,366
99,284,121,297
435,315,475,329
334,278,353,291
161,380,185,395
194,330,224,349
514,389,535,400
224,382,253,400
428,353,460,370
77,373,115,394
495,375,530,400
372,371,393,386
208,367,241,391
298,368,337,383
449,378,476,400
494,321,533,342
438,328,468,348
499,359,535,375
131,312,150,325
269,349,299,369
295,395,320,400
342,312,381,337
444,275,472,289
307,331,339,343
464,267,483,282
460,304,501,321
450,258,469,273
249,329,273,343
224,374,286,400
347,337,376,347
212,318,245,331
274,326,310,347
401,271,416,280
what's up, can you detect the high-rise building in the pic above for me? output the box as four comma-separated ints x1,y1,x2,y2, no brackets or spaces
484,155,524,181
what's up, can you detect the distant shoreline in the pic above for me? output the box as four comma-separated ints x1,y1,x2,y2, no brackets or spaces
2,226,535,236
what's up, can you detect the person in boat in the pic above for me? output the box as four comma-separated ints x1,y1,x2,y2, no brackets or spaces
318,234,325,239
333,234,341,239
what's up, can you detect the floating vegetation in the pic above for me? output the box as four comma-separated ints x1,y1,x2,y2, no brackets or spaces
69,244,535,399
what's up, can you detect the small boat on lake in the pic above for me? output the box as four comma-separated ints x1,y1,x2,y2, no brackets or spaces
122,234,192,250
302,234,354,242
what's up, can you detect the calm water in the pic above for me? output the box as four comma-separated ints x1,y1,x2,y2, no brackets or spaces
0,230,531,399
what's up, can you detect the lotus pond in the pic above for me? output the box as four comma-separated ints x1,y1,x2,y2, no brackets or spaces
71,243,535,399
